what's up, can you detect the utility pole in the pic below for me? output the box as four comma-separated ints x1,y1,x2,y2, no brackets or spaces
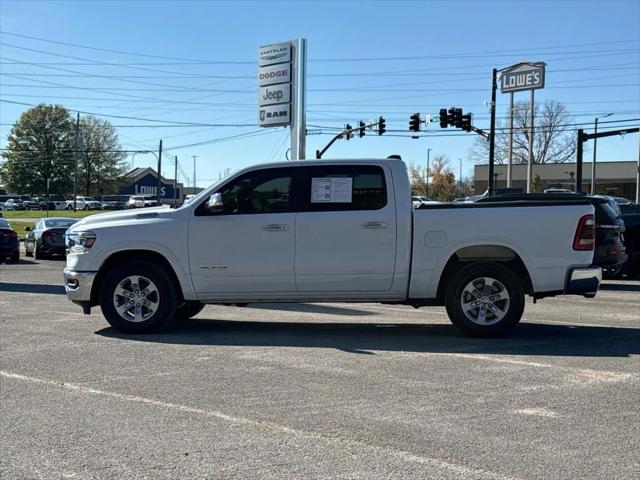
507,92,514,187
72,113,80,211
157,139,162,205
192,155,198,191
526,89,535,193
426,148,431,196
488,68,497,196
459,158,463,196
174,155,178,207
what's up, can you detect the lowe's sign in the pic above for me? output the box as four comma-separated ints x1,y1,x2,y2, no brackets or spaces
501,62,546,93
120,172,180,199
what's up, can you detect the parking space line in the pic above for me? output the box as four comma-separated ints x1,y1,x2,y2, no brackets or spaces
446,354,635,384
0,370,520,480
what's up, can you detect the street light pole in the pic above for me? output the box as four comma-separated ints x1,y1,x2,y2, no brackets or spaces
426,148,431,196
590,113,614,195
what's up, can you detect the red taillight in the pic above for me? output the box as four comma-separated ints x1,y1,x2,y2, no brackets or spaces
573,214,595,251
2,230,17,238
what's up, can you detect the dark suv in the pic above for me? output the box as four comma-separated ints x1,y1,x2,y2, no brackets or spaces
588,196,627,279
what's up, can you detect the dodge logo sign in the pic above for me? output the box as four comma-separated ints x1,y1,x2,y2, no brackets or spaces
258,63,291,86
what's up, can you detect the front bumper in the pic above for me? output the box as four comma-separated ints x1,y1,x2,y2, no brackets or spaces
63,267,97,307
566,267,602,298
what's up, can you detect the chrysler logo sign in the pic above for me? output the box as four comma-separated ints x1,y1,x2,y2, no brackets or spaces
258,43,291,67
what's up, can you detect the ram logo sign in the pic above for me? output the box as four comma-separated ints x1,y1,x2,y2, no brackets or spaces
501,62,546,93
258,104,291,126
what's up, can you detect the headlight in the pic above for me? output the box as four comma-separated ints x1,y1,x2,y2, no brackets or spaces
66,231,97,252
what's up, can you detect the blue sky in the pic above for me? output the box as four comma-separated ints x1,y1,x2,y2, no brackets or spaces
1,0,638,187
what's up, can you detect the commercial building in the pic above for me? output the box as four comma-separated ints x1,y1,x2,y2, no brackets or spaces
474,161,638,198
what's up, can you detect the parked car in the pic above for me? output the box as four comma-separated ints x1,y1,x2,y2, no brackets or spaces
24,197,66,211
0,218,19,263
611,196,633,206
3,198,26,211
101,195,129,210
63,158,600,337
412,195,439,208
544,188,574,194
65,197,103,210
24,217,79,259
127,195,158,209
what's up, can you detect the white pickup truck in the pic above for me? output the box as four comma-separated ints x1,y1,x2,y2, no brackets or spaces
63,158,601,337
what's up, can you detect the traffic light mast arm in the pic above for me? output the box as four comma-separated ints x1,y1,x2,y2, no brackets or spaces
471,126,489,139
316,119,383,159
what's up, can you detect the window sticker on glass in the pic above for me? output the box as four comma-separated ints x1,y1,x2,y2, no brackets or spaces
311,177,353,203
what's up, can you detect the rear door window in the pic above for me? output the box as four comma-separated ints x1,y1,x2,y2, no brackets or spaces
299,165,387,211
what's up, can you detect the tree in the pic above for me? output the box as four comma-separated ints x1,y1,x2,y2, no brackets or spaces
0,104,75,196
77,116,128,196
429,155,457,201
409,164,429,195
471,100,577,165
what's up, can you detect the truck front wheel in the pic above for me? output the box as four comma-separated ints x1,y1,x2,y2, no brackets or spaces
99,261,177,333
445,262,525,337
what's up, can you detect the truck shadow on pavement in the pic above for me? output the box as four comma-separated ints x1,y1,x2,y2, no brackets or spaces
0,282,65,295
97,318,640,358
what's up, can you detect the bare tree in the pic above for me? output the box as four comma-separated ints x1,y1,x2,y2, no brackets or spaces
471,100,577,165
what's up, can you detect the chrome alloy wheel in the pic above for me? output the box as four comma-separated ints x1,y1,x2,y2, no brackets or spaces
460,277,510,325
112,275,159,323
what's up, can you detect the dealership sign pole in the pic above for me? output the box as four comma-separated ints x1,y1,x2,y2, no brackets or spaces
500,62,546,193
258,39,306,160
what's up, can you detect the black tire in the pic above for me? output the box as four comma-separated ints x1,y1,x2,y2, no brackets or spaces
83,205,89,210
99,261,177,333
9,253,19,263
175,301,205,320
445,262,525,337
34,245,43,260
24,243,32,257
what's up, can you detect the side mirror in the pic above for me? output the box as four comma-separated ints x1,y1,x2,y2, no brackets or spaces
24,227,31,232
206,193,224,213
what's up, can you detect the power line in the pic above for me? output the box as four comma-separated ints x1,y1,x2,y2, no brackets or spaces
2,30,636,63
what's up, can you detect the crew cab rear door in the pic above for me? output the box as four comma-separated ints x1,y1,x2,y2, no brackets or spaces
294,164,397,292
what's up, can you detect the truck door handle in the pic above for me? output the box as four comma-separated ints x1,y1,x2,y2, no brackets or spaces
362,221,388,229
263,224,289,232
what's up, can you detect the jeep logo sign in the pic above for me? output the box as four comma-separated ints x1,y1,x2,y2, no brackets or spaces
258,104,291,126
259,84,290,106
501,63,546,93
258,63,291,86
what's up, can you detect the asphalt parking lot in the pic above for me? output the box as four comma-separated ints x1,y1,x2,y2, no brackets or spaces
1,252,639,480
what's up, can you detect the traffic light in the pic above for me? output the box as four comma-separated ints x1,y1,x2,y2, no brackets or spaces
378,116,386,135
461,113,472,132
409,112,421,132
345,123,353,140
450,107,463,128
439,108,448,128
358,121,366,138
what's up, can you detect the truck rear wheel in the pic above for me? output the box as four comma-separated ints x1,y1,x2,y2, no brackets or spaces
445,262,524,337
99,261,177,333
